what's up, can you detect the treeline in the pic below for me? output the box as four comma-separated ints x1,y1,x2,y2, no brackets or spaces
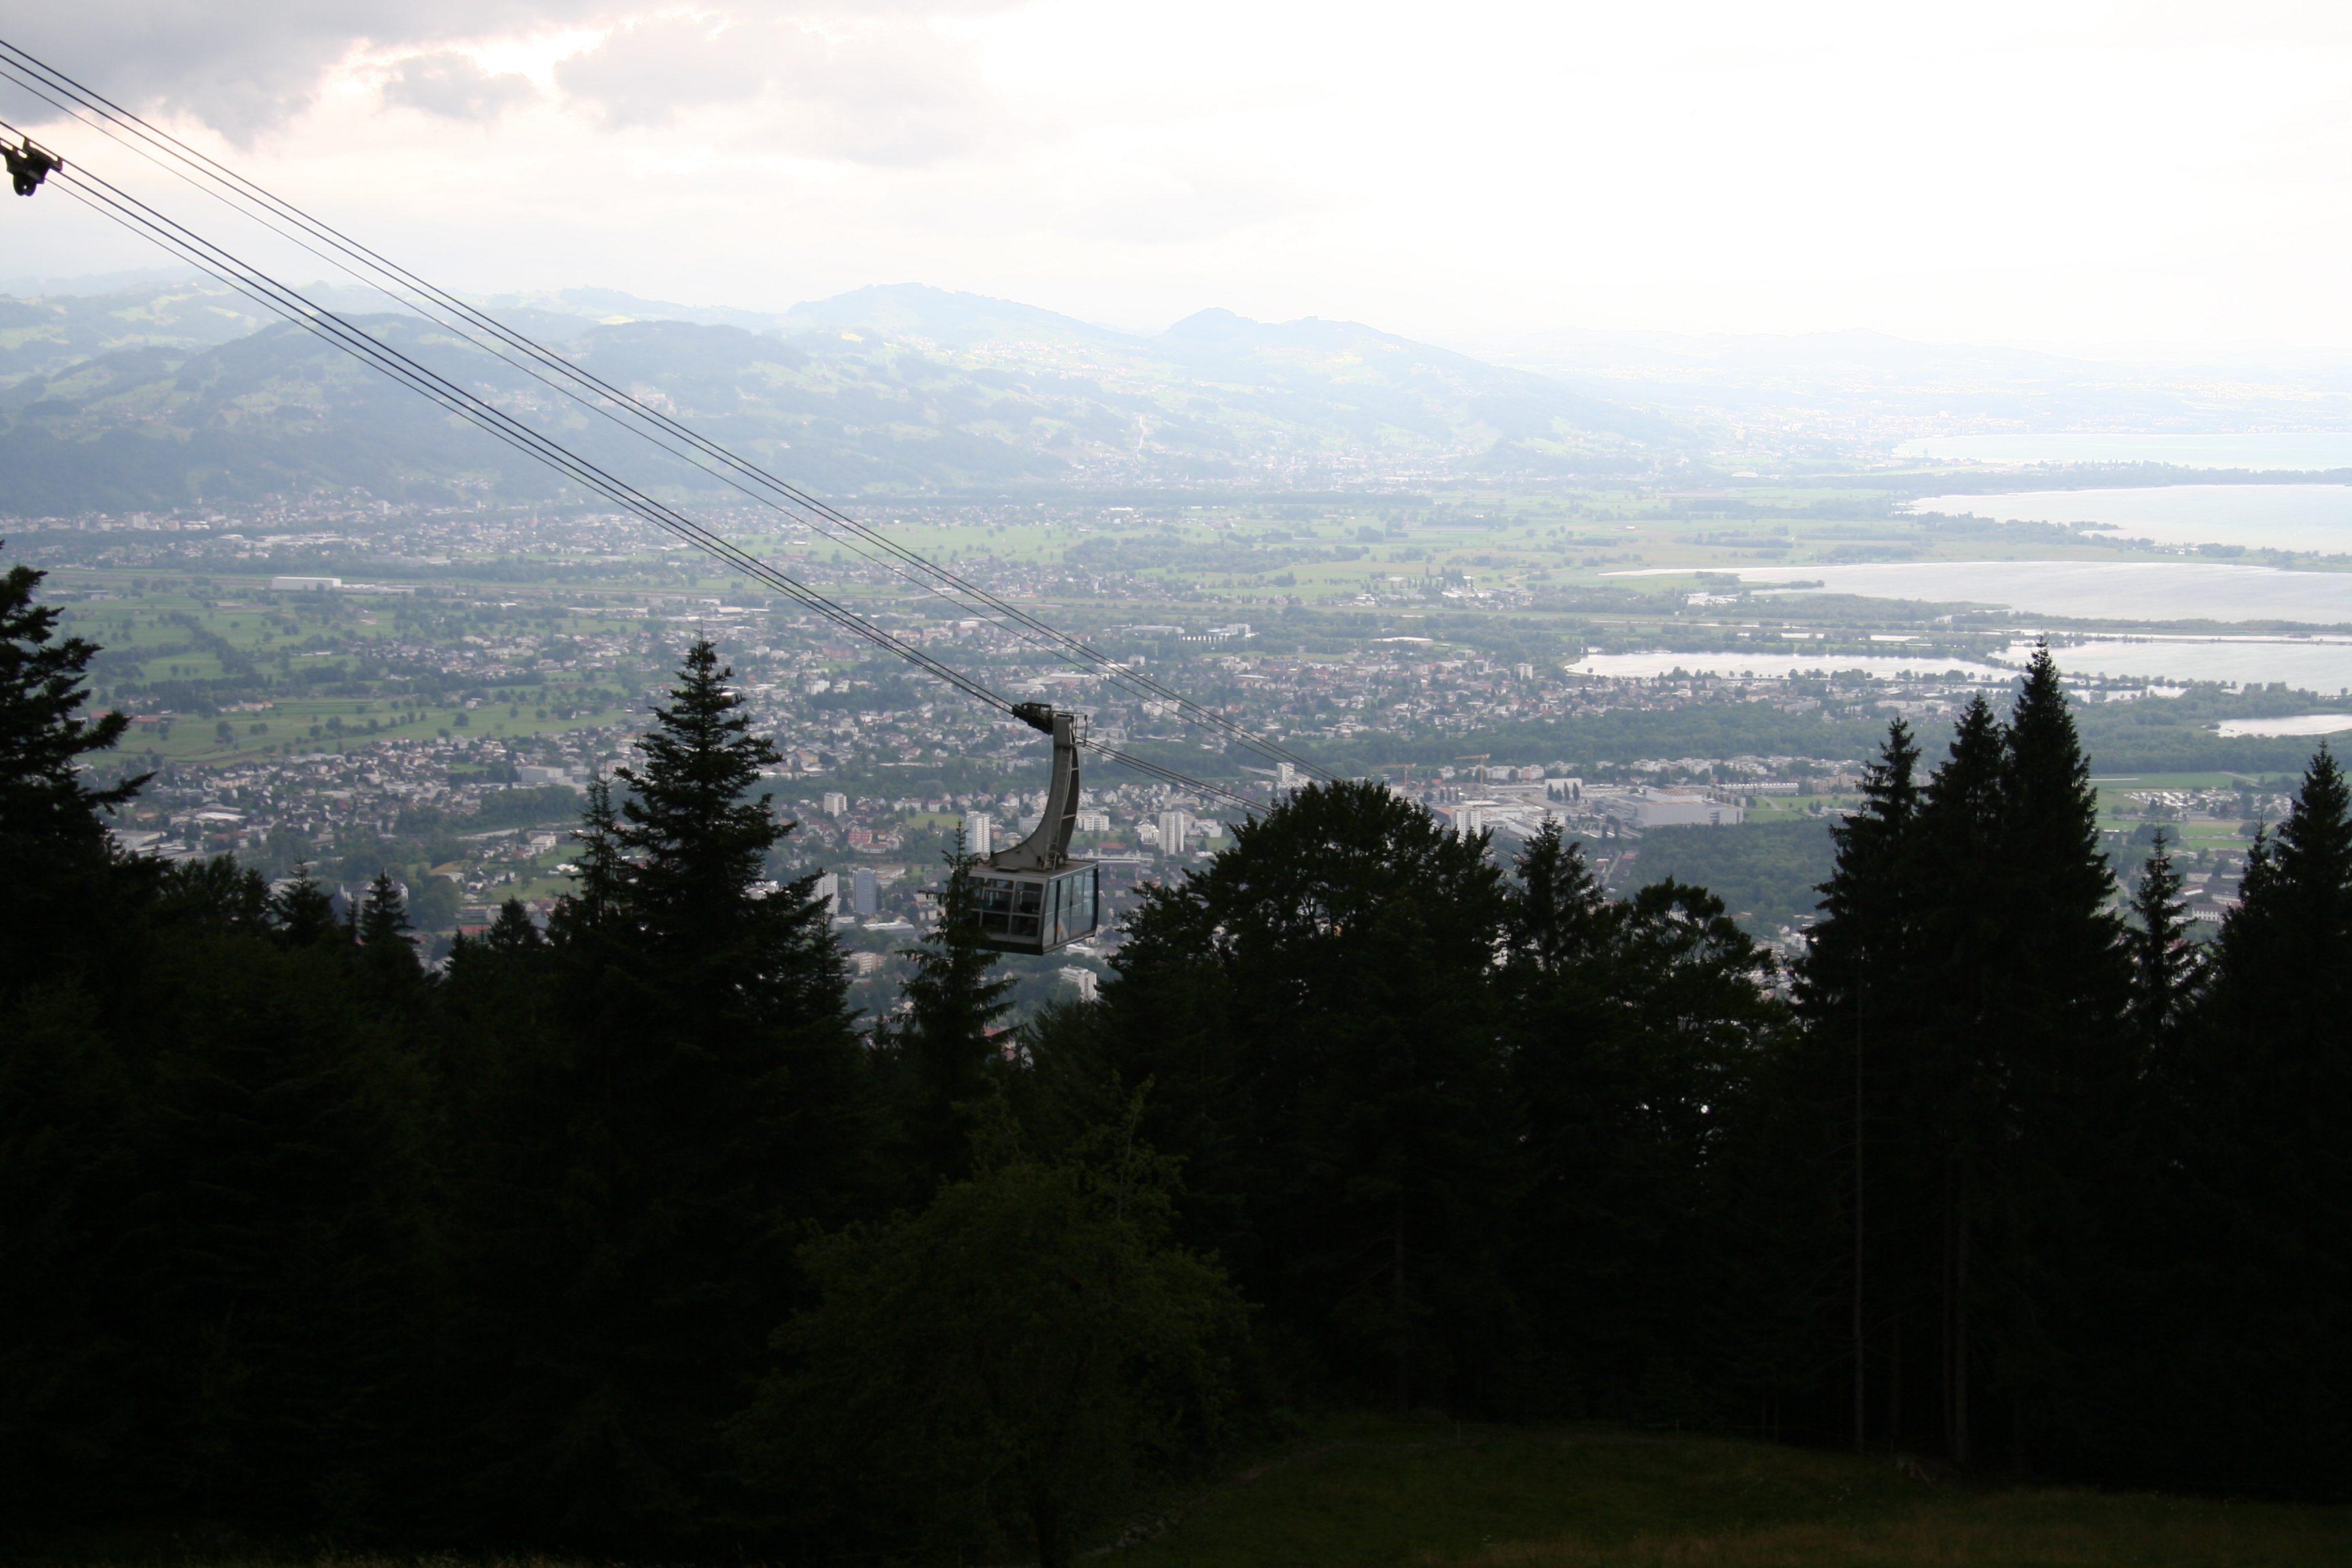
6,552,2351,1564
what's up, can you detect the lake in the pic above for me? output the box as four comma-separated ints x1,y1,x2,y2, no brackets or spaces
1565,651,2012,681
1700,560,2352,625
1907,484,2352,553
1896,433,2352,469
1568,637,2352,695
2000,637,2352,693
2215,715,2352,738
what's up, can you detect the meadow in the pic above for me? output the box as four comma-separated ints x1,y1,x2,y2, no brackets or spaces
14,1417,2345,1568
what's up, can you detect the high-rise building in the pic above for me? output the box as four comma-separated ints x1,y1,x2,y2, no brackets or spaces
813,871,839,915
964,811,993,856
1157,810,1192,856
823,791,848,817
853,866,878,918
1056,966,1099,1002
1275,762,1303,791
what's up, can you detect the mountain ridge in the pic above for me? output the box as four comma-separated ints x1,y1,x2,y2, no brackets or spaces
0,280,1688,512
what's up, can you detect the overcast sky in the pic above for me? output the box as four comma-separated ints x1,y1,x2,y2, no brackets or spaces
3,1,2349,356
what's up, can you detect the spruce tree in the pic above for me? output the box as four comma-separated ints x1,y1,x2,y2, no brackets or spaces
1908,693,2009,1466
1505,819,1612,971
2154,747,2352,1492
0,553,149,970
549,776,627,939
356,870,411,948
1098,779,1518,1409
1991,644,2128,1471
1797,717,1921,1453
884,844,1015,1188
271,864,342,949
350,869,423,988
1510,856,1789,1426
2000,642,2128,1047
612,638,786,956
483,896,544,954
0,555,143,847
2124,830,2201,1060
451,638,875,1536
2206,744,2352,1036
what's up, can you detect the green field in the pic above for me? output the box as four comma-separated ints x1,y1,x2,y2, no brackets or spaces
15,1416,2341,1568
1111,1416,2349,1568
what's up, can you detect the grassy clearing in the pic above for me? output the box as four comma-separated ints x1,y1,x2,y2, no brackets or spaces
4,1420,2341,1567
1111,1415,2351,1568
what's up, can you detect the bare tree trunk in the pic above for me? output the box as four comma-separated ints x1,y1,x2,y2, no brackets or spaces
1889,1310,1901,1450
1031,1490,1071,1568
1954,1188,1971,1467
1941,1165,1955,1458
1854,999,1867,1454
1394,1194,1409,1416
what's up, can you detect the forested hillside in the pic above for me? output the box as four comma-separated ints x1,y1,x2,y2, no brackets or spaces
6,552,2350,1563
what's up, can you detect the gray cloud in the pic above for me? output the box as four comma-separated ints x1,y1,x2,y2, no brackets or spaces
556,16,772,127
553,12,1006,165
0,4,1022,146
381,52,538,121
0,1,610,140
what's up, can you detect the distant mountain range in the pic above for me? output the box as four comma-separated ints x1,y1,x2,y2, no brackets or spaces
0,278,1685,513
1458,325,2352,446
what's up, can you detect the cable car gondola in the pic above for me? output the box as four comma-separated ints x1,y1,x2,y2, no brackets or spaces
969,702,1098,956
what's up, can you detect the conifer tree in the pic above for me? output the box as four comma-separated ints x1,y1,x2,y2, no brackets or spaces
1505,819,1612,971
1907,693,2010,1465
355,870,411,948
450,638,873,1535
0,553,149,969
157,855,274,932
549,776,627,939
1991,645,2128,1470
2124,830,2201,1060
483,896,544,954
271,864,342,949
1797,717,1921,1452
1505,822,1791,1423
2205,745,2352,1036
2151,747,2352,1492
884,843,1015,1188
2001,642,2128,1046
612,638,787,953
350,870,423,987
1098,779,1518,1409
0,554,143,847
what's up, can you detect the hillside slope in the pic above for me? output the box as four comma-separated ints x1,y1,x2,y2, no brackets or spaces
0,281,1687,512
1112,1414,2352,1568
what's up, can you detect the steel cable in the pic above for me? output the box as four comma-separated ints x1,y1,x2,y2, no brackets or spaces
0,37,1335,785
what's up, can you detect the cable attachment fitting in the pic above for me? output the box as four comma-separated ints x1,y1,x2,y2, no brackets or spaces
4,137,63,197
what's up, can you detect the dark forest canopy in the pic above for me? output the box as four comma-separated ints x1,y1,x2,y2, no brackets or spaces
7,559,2352,1560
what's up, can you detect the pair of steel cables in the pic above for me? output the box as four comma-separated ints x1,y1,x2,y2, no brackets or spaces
0,37,1336,813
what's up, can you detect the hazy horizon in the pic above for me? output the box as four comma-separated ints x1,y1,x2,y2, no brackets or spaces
7,3,2352,361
